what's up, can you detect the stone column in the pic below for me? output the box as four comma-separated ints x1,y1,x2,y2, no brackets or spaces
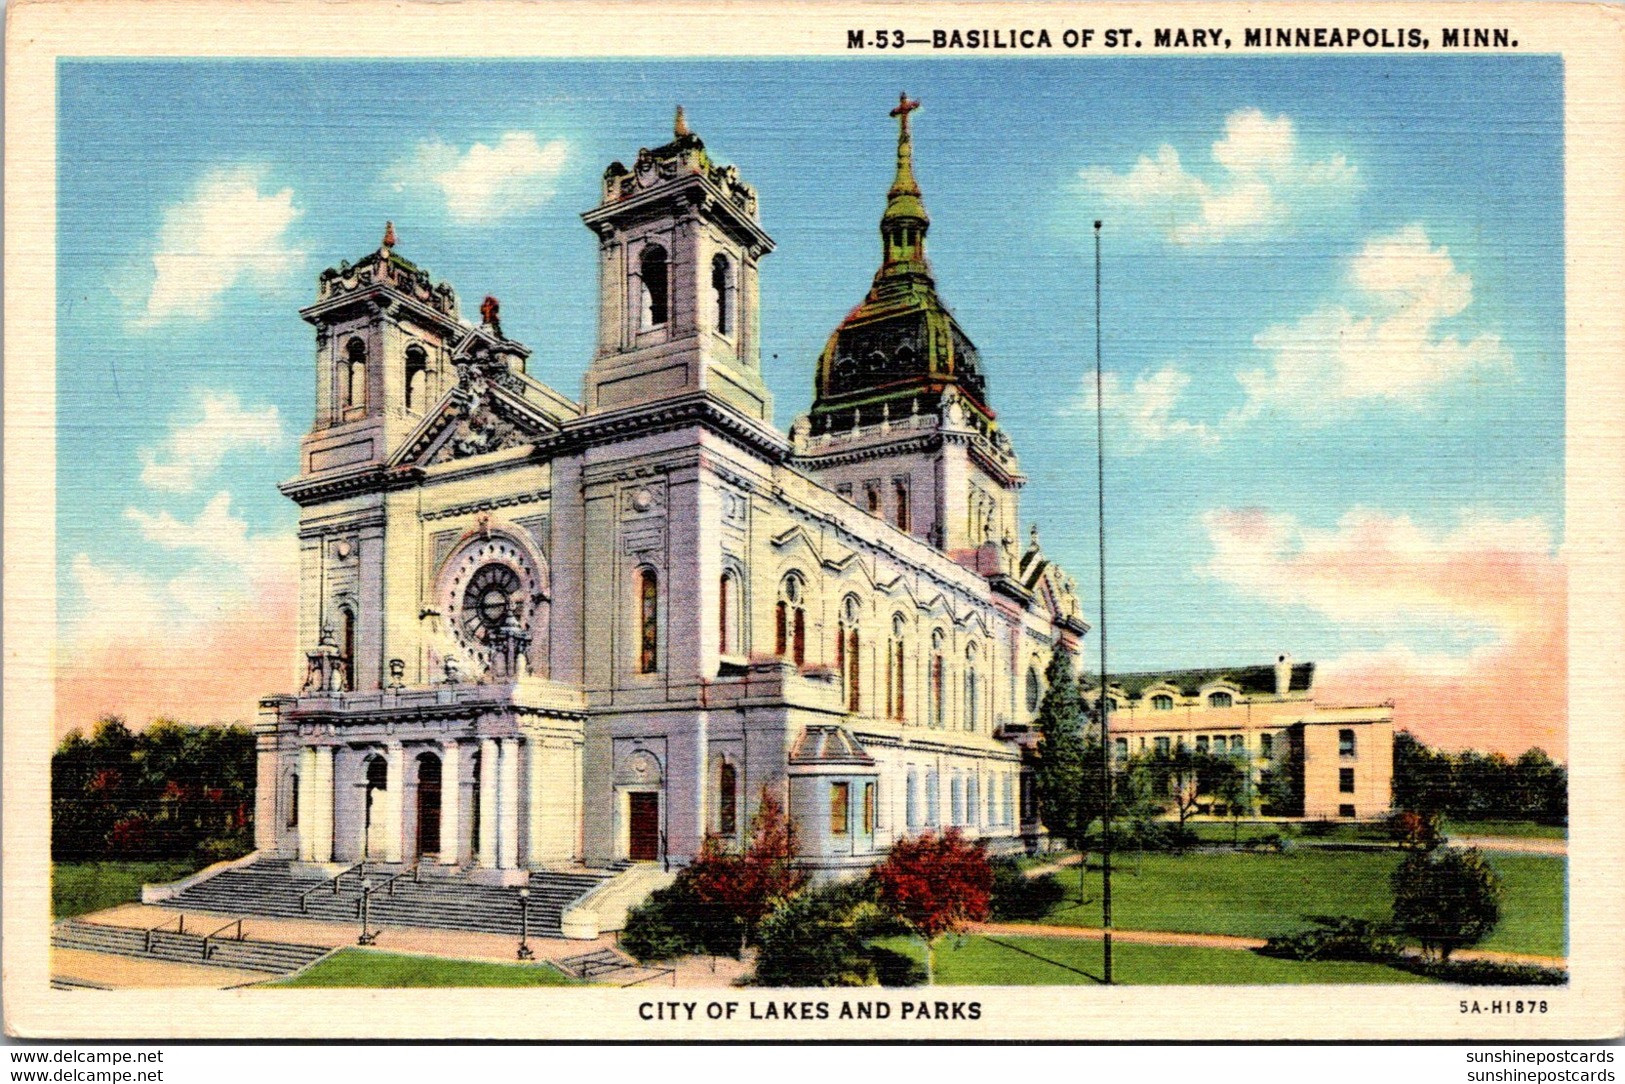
439,740,461,866
314,745,336,863
297,746,317,861
498,738,521,870
384,741,405,864
477,737,498,867
526,739,544,869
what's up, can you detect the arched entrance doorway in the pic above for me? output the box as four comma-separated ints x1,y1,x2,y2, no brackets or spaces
416,752,442,858
363,754,388,859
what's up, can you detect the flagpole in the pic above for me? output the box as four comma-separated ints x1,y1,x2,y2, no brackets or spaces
1093,219,1113,986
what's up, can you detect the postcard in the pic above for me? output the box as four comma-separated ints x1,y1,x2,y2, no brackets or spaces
4,0,1622,1042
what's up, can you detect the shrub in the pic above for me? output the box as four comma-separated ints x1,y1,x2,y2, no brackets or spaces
1391,846,1504,962
1405,958,1567,986
1262,916,1404,963
620,879,743,963
753,880,916,987
989,857,1064,920
1386,810,1444,851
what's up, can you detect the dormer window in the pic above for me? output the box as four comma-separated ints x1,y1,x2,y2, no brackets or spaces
639,245,669,328
1209,691,1233,709
1151,694,1174,711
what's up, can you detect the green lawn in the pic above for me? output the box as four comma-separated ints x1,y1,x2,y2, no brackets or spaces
1442,820,1566,841
873,934,1429,986
52,860,202,918
1041,851,1565,957
265,949,579,987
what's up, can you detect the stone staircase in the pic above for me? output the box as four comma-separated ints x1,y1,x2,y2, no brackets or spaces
51,917,331,975
160,857,609,939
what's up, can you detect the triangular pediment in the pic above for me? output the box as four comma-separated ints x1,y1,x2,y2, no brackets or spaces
390,382,562,469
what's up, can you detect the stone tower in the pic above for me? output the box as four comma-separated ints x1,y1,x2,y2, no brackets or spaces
294,224,469,478
579,107,775,421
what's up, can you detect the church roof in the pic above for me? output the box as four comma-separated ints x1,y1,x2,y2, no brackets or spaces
808,94,993,433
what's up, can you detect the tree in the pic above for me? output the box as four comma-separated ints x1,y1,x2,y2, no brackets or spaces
1033,646,1090,848
1258,736,1304,818
1140,746,1226,832
686,786,808,950
870,828,992,984
1207,753,1252,843
1390,846,1504,962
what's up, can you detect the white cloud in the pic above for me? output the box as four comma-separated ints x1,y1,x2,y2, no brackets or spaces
388,132,570,223
1199,505,1556,636
1081,108,1357,243
1069,366,1219,452
1199,505,1567,756
138,390,284,492
1236,224,1511,421
135,166,304,328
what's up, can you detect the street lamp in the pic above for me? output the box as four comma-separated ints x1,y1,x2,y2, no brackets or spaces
358,875,378,945
516,886,534,960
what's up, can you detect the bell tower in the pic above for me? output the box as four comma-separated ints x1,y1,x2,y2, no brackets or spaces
296,223,464,477
580,107,775,421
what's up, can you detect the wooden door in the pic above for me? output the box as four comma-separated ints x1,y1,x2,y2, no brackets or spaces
416,756,442,857
628,792,660,861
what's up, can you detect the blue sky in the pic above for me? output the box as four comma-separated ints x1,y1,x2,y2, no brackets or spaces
56,57,1565,746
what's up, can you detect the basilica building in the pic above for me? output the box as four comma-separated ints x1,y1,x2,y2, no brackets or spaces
252,98,1090,884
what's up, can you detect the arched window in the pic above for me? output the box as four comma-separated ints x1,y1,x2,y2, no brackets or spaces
1209,691,1233,709
404,344,428,413
718,568,742,657
1025,666,1042,714
775,573,806,666
929,629,946,729
345,338,367,411
1151,694,1175,711
893,478,911,532
963,641,982,732
887,613,907,721
287,772,299,828
711,253,734,335
640,245,668,328
339,606,357,691
636,567,659,674
838,596,862,713
718,761,738,836
905,768,919,829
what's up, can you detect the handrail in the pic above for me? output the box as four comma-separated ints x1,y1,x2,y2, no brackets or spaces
379,864,417,896
143,913,185,954
200,917,245,960
299,862,364,912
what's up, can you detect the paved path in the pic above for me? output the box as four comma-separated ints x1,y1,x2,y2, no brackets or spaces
1451,835,1566,857
51,946,269,990
967,920,1566,969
